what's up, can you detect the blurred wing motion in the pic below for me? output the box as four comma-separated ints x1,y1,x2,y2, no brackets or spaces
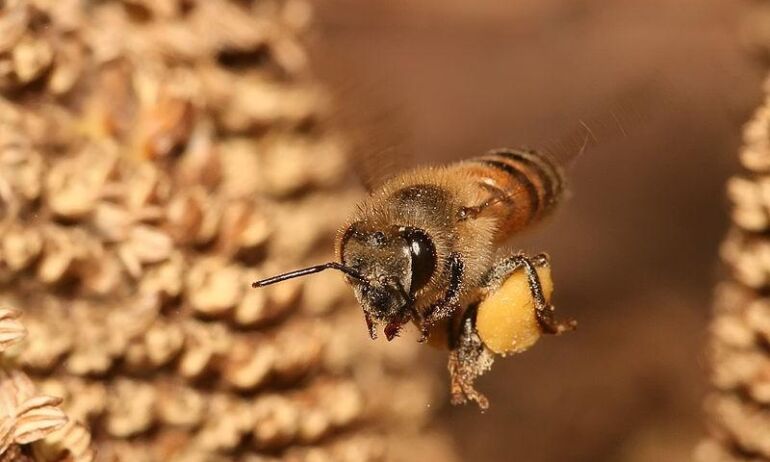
542,77,673,168
324,78,414,192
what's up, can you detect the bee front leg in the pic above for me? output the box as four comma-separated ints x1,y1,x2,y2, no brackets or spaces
484,253,576,335
418,253,464,342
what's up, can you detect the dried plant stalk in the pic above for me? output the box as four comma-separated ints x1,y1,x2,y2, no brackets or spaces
0,1,454,461
695,78,770,462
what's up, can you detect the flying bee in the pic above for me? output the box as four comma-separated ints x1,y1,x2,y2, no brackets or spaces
252,146,577,408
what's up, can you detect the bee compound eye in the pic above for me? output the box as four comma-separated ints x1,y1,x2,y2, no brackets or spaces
399,227,436,293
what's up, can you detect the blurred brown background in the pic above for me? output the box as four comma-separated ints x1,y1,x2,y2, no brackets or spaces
310,1,763,461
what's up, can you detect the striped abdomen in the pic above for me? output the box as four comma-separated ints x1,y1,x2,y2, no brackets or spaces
461,148,565,242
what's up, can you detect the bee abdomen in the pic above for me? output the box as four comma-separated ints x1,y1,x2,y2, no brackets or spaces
465,148,565,239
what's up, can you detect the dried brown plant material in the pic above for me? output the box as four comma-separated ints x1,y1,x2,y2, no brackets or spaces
156,383,205,428
235,276,301,327
251,395,299,450
12,396,68,445
0,2,30,55
11,35,52,84
135,95,195,161
216,201,271,259
18,314,73,372
105,379,156,438
0,0,455,460
740,85,770,172
177,320,232,380
31,420,96,462
0,147,43,213
222,337,275,390
80,250,124,297
0,370,69,455
44,149,115,220
185,257,242,317
700,74,770,461
124,319,185,371
47,41,84,96
0,309,25,352
195,393,254,453
123,225,174,266
2,225,42,273
174,122,221,189
37,378,105,425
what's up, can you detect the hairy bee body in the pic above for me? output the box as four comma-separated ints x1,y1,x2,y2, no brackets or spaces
338,148,565,324
254,147,574,408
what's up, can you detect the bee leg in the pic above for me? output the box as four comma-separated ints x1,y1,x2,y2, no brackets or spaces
485,253,576,335
418,253,464,342
364,312,377,340
457,190,505,221
448,312,493,409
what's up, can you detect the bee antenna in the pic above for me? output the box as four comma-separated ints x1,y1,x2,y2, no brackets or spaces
251,262,368,288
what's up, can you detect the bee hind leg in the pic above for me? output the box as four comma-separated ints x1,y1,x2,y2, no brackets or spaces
484,253,576,335
448,313,494,409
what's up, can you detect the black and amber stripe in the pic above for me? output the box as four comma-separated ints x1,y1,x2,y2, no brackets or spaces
488,148,564,211
465,148,565,240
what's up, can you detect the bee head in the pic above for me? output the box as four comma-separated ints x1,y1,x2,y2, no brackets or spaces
339,223,436,340
250,223,436,342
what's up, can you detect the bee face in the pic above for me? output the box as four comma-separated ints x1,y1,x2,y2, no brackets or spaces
340,222,437,337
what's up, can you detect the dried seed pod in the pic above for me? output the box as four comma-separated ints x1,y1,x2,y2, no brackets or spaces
251,395,299,450
177,320,232,380
124,225,174,265
136,95,195,161
91,202,133,242
194,394,253,452
186,257,243,317
44,148,115,220
0,309,25,352
2,225,42,273
13,396,68,445
0,1,454,459
175,122,221,189
105,379,156,438
0,146,43,210
18,313,73,371
139,252,184,301
222,337,275,390
80,250,124,296
700,74,770,460
156,383,206,428
234,273,300,327
216,200,271,259
11,34,53,84
31,420,96,462
37,377,105,425
0,416,14,456
0,1,29,55
48,40,85,96
165,187,222,246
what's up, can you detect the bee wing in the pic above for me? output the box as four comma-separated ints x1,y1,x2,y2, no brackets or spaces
541,76,675,168
323,78,414,192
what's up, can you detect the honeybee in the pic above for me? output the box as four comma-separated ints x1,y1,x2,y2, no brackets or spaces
252,146,577,408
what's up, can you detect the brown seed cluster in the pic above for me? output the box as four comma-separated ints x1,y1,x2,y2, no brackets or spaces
696,78,770,462
0,308,94,462
0,1,453,461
